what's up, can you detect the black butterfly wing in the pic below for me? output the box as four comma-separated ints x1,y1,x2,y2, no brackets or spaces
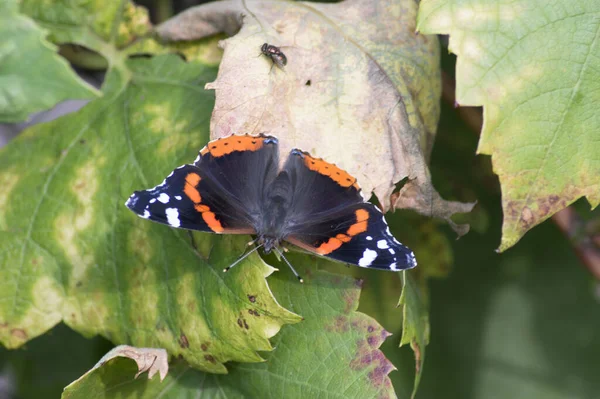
281,150,417,270
126,134,279,234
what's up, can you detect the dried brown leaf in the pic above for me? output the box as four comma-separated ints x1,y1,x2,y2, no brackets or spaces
158,0,474,233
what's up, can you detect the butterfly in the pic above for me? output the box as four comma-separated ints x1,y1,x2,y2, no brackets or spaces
125,134,417,282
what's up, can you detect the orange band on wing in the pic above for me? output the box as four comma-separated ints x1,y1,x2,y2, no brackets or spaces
302,154,360,190
202,212,224,233
184,173,202,203
346,209,368,236
195,204,210,213
316,210,370,254
200,134,267,157
183,172,224,233
316,237,343,254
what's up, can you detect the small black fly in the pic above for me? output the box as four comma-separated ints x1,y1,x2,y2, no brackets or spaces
261,43,287,69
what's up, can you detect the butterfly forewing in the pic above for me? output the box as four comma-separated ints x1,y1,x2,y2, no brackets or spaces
126,134,279,234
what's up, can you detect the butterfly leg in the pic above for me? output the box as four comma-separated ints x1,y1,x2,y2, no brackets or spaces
223,243,263,273
275,247,304,283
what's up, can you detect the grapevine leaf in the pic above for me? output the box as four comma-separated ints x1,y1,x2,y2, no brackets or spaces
418,0,600,250
0,53,300,372
62,262,398,398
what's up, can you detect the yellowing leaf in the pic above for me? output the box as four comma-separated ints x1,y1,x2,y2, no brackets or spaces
62,264,398,398
418,0,600,250
0,54,299,373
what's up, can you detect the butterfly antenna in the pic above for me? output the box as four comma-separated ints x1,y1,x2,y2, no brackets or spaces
224,243,264,273
274,247,304,283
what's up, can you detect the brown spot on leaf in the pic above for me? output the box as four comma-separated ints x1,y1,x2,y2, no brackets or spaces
520,206,534,228
411,339,422,373
248,309,260,317
325,315,349,332
350,336,394,389
204,354,216,364
247,294,256,303
201,343,209,351
11,328,27,340
237,318,243,328
243,320,249,329
350,340,387,370
369,366,394,389
179,333,189,349
343,289,359,313
187,301,195,312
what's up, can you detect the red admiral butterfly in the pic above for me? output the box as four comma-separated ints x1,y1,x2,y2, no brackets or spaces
126,134,417,282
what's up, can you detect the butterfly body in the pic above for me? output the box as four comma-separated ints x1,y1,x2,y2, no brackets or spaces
126,134,417,273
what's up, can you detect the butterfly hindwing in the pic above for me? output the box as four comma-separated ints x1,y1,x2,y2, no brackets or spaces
281,149,416,270
126,134,280,234
285,203,416,270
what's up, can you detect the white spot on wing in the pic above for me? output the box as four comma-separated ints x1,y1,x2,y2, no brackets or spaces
390,262,399,271
165,208,180,227
409,252,417,267
358,248,377,267
149,198,156,204
366,236,373,241
377,240,389,249
389,248,395,255
175,196,182,200
125,196,136,207
158,193,170,204
385,226,402,244
142,210,150,219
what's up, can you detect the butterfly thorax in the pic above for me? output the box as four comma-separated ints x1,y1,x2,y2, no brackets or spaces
256,172,293,253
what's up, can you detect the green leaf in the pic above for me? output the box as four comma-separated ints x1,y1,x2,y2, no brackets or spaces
398,271,429,399
63,263,397,398
20,0,152,50
0,53,299,372
418,0,600,250
0,0,98,122
156,0,474,235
